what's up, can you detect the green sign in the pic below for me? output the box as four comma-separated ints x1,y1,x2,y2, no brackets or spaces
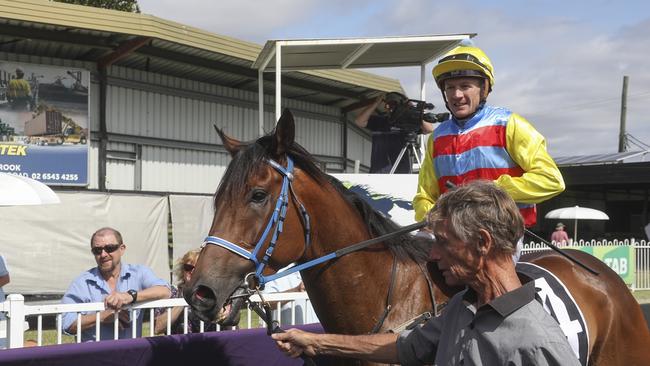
576,245,635,285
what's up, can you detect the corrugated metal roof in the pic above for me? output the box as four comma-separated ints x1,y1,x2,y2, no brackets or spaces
555,150,650,166
0,0,404,105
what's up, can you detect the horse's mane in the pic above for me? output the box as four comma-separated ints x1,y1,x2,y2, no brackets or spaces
326,176,432,263
215,134,431,264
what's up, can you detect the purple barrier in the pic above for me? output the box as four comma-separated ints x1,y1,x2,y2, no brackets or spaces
0,324,333,366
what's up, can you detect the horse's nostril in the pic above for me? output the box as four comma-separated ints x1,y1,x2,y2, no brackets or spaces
193,285,216,305
195,286,209,300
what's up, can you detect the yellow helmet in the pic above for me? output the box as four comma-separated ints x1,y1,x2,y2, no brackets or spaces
432,45,495,91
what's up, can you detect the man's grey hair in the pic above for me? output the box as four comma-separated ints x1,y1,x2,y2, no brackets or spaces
427,180,524,255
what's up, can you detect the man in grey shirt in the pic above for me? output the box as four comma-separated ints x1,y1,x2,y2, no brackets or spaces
272,181,580,365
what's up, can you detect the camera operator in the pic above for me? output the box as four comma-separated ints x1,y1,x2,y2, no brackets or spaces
354,93,434,173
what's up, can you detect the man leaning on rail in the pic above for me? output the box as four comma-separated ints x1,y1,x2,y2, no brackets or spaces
272,181,580,365
61,227,170,342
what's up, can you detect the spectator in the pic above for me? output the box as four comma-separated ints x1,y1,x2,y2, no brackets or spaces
154,249,216,334
0,255,10,349
61,227,170,342
551,222,570,246
263,269,319,326
272,181,579,365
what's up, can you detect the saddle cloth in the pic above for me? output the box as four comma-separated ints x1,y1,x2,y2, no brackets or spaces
516,262,589,366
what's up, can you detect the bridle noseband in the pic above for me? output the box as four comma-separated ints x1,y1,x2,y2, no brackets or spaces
202,156,311,288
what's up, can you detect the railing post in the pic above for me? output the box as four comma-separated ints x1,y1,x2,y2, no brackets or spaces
6,294,25,349
632,238,637,291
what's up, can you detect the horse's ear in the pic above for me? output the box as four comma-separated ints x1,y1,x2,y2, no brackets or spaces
214,125,242,157
271,108,295,156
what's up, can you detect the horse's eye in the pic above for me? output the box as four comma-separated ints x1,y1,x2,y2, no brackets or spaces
250,189,268,203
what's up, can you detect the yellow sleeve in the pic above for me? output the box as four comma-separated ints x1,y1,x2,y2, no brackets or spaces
413,135,439,221
496,113,565,204
7,80,17,98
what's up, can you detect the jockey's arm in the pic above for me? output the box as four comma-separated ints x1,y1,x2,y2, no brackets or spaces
413,136,439,221
496,114,565,204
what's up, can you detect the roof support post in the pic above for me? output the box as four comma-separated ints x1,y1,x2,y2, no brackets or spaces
256,46,275,135
341,111,348,173
258,69,264,136
98,66,108,191
419,63,427,164
275,42,282,123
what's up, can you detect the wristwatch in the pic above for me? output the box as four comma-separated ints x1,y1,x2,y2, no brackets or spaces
127,289,138,303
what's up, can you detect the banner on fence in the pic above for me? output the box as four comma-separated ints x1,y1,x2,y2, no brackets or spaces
576,245,636,285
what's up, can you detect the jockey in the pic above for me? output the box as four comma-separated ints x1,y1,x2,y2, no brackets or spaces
413,42,565,235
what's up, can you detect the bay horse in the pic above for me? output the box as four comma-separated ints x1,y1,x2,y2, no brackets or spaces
185,109,650,365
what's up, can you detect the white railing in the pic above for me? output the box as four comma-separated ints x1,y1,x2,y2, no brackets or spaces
522,239,650,291
0,292,312,349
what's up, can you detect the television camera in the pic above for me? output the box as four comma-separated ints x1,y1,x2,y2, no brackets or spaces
380,92,449,174
384,92,449,133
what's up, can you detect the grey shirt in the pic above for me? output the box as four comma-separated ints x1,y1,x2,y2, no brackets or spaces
397,282,580,366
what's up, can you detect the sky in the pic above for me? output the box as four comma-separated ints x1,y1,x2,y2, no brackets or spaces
137,0,650,158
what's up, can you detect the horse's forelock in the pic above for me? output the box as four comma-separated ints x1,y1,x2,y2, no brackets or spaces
214,136,326,209
214,142,267,207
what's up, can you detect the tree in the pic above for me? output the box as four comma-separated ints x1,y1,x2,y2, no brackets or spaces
54,0,140,13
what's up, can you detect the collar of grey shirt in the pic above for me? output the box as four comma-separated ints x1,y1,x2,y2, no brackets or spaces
461,281,537,318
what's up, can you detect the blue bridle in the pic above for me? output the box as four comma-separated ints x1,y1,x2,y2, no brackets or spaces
201,156,313,287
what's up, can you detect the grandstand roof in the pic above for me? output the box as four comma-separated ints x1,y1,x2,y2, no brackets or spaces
0,0,406,106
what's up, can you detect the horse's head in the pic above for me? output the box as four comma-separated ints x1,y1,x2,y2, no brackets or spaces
184,109,320,325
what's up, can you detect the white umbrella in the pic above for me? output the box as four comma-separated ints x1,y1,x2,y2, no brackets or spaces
545,205,609,240
0,172,60,206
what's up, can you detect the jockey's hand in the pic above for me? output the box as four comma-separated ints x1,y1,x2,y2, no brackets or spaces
272,328,317,358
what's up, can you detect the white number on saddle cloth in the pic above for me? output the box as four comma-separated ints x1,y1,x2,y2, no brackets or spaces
534,277,584,360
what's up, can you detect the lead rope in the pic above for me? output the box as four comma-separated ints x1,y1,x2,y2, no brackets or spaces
246,287,317,366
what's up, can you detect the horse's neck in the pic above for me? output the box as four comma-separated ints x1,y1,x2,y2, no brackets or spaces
300,184,432,334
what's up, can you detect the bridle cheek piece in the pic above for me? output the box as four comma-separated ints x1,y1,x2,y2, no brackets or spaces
201,156,311,289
